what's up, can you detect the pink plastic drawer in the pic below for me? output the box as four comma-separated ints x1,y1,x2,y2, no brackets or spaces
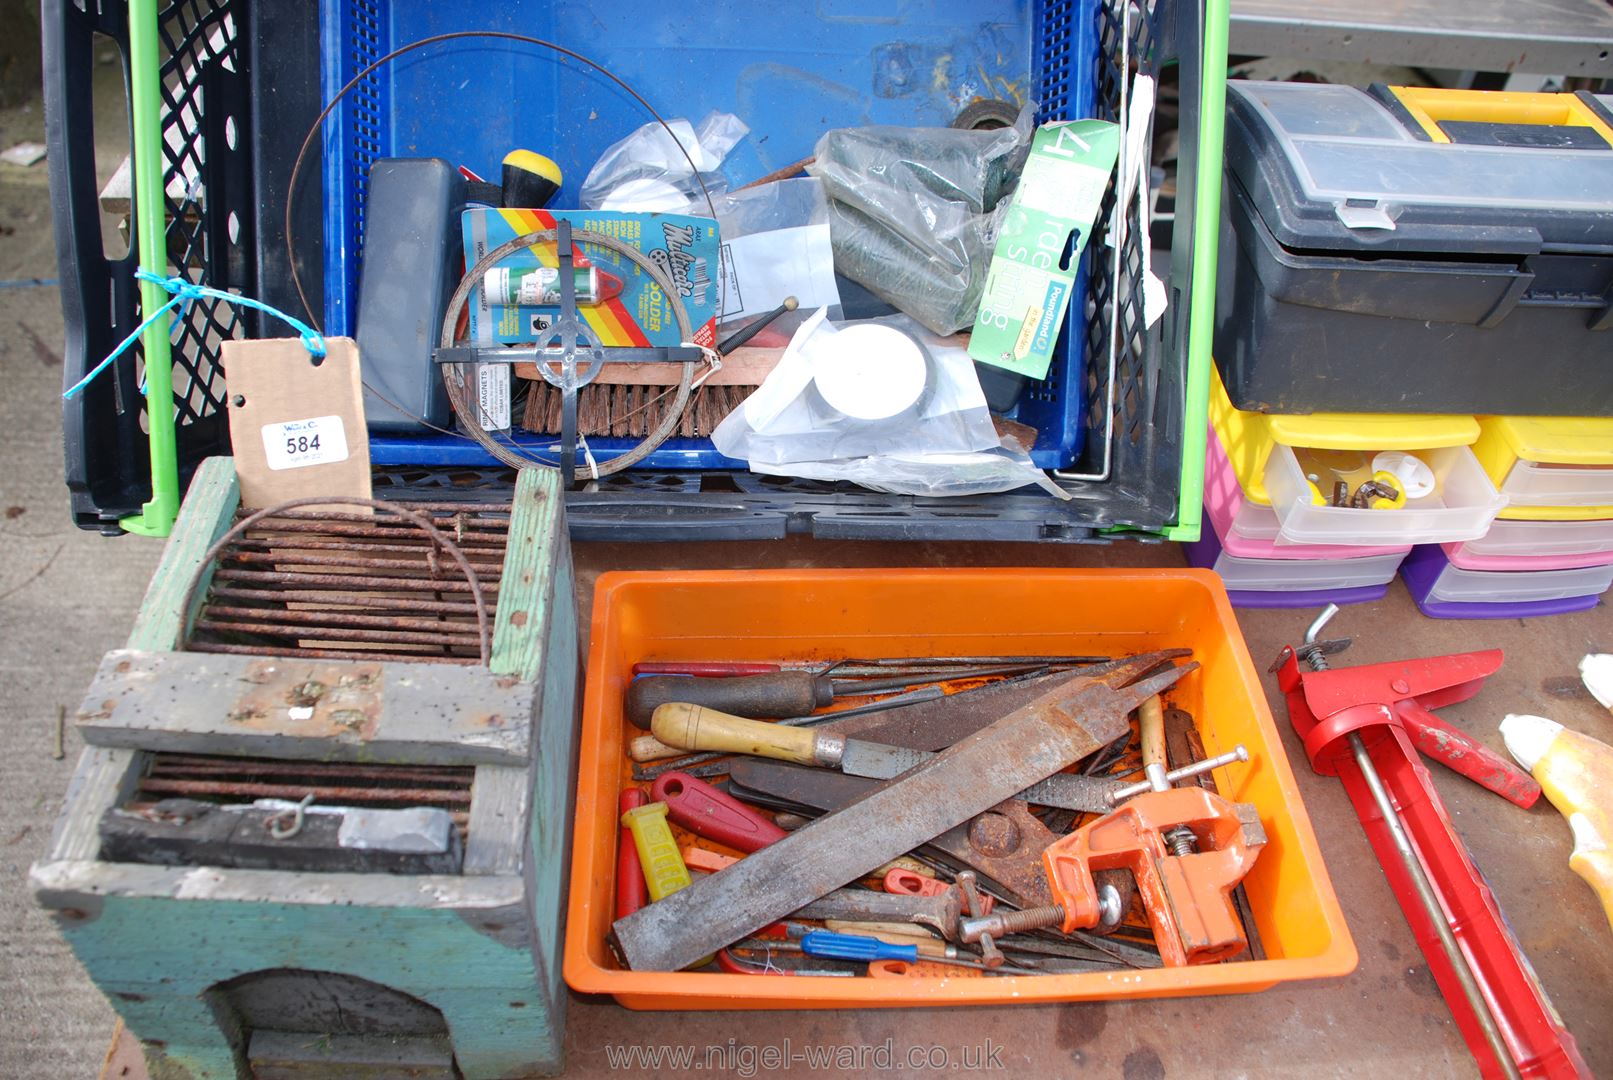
1441,542,1613,572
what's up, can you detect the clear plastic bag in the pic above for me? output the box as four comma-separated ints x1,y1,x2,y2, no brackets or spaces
709,178,841,327
749,443,1073,499
581,111,750,212
710,309,998,467
808,105,1034,335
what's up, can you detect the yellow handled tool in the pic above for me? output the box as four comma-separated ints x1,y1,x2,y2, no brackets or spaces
621,802,691,902
652,703,830,765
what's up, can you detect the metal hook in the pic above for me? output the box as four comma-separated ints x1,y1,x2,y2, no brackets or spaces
265,793,315,840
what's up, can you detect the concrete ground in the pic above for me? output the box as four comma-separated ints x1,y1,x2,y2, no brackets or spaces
3,49,1612,1080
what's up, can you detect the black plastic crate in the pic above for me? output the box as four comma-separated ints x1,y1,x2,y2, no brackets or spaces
50,0,1206,541
46,0,320,534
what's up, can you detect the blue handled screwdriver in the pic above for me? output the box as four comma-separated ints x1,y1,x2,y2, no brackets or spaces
798,930,1028,973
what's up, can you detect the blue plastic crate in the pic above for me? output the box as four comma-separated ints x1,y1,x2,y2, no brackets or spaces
320,0,1098,471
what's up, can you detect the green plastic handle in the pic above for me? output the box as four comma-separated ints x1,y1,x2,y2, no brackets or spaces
120,0,180,538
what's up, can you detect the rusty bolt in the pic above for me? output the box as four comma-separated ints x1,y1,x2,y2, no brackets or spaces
956,871,1004,970
962,904,1066,943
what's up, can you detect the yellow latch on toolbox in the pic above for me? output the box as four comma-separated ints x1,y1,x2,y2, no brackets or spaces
1209,365,1479,505
1383,85,1613,147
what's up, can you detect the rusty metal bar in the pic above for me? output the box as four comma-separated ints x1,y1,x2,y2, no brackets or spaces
220,550,505,576
149,757,473,785
209,568,499,594
139,777,473,805
193,618,483,648
205,587,484,615
185,641,481,665
200,606,481,634
237,519,508,541
231,537,509,557
250,509,509,525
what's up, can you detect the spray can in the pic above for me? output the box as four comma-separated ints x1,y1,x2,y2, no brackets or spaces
483,265,622,307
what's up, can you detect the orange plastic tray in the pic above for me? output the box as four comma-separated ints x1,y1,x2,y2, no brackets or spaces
563,568,1355,1009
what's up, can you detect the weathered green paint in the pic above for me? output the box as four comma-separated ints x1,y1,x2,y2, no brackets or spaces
125,456,240,651
52,894,555,1079
529,541,579,1024
489,467,566,682
36,460,580,1079
490,468,578,1045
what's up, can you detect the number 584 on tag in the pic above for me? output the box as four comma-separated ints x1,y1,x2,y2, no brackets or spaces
261,415,350,472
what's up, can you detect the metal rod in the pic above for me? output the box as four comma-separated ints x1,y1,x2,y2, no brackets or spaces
1348,732,1519,1080
206,587,484,615
1304,606,1520,1080
150,758,471,784
194,619,483,648
1304,604,1340,647
231,538,508,557
201,606,483,634
139,778,473,805
245,507,512,525
231,519,507,540
1106,747,1249,804
185,642,481,665
221,550,505,576
210,568,498,594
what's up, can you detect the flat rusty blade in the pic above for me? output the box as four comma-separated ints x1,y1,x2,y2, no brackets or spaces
611,657,1195,971
813,651,1190,750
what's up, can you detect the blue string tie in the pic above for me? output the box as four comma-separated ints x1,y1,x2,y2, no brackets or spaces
62,268,326,400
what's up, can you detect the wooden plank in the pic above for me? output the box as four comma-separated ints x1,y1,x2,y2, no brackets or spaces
44,748,145,862
489,467,578,1030
125,456,240,651
463,765,530,876
32,859,523,908
489,468,566,683
76,649,534,766
511,344,781,386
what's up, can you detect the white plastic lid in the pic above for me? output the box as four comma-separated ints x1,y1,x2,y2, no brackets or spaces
1373,452,1437,499
812,323,929,421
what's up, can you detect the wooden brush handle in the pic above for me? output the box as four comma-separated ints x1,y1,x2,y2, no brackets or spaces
651,703,820,765
627,733,686,762
1139,695,1166,770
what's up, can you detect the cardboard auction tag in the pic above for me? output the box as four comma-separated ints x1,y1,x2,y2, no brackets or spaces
222,336,371,510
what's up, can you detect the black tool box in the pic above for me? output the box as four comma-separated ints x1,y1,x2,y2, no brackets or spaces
1213,81,1613,417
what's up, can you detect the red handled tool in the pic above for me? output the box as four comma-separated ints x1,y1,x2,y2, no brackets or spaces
1276,606,1586,1080
883,867,994,914
650,771,787,853
616,789,649,920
